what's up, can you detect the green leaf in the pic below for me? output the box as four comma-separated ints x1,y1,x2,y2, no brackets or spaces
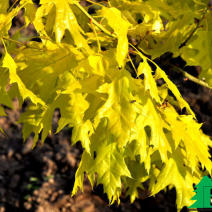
124,160,148,203
150,147,201,211
73,119,131,203
137,59,161,103
0,1,9,13
96,71,137,147
136,96,171,163
0,69,13,108
1,50,46,106
0,106,6,116
181,12,212,86
101,7,131,68
20,90,89,149
34,0,90,50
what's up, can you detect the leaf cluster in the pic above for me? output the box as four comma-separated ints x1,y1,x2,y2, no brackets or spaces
0,0,211,211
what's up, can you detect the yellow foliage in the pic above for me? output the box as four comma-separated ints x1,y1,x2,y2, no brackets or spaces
0,0,211,211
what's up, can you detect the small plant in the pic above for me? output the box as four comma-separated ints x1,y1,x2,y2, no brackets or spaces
24,177,40,198
0,0,211,211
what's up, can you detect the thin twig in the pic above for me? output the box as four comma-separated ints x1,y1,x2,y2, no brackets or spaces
2,36,24,46
2,36,46,51
179,9,208,49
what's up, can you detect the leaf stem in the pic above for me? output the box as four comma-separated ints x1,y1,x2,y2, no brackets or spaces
2,36,24,46
73,2,116,38
127,53,137,76
85,0,106,7
171,65,212,90
8,0,19,12
90,19,101,53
